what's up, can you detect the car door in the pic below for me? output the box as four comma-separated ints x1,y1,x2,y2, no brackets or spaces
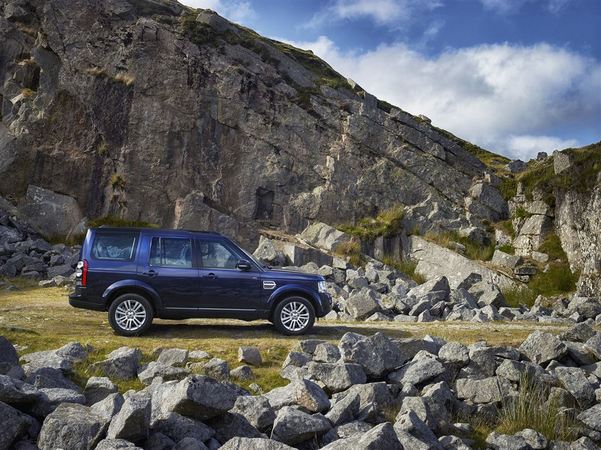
196,238,266,314
139,235,200,310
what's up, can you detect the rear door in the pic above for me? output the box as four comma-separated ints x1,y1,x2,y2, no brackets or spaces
196,238,266,314
138,234,200,310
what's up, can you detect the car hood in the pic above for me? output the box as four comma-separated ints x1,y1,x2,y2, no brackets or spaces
263,268,324,282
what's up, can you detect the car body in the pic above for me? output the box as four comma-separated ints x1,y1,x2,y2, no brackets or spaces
69,227,331,335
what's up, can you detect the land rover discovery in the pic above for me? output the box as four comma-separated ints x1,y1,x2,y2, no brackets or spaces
69,227,332,336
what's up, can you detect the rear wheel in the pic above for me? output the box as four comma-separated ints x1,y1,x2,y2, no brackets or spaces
109,293,153,336
273,296,315,335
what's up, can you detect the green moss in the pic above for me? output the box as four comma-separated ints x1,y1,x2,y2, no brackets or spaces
518,142,601,204
538,233,567,261
338,206,405,240
514,206,531,219
497,219,515,238
381,257,426,284
424,230,495,261
334,241,364,267
498,244,515,255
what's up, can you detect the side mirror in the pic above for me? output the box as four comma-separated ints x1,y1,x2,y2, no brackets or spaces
236,259,252,271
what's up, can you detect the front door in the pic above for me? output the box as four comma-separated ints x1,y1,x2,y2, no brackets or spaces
140,236,200,310
196,239,266,314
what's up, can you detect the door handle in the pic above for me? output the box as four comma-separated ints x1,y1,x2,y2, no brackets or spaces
203,273,217,279
143,269,158,277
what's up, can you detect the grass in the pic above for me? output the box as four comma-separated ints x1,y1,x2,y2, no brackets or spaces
381,257,426,284
0,285,575,394
499,177,518,201
423,230,495,261
517,141,601,205
113,72,135,87
338,206,405,240
333,241,364,267
496,220,515,238
110,174,126,190
497,244,515,255
513,206,531,219
538,233,567,261
501,285,538,308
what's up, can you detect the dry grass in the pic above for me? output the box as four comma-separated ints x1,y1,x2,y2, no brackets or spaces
113,72,135,87
0,285,574,393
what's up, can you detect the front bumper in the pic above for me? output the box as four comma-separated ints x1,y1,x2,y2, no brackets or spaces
317,292,333,317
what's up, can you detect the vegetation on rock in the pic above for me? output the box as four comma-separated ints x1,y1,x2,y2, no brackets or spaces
338,205,405,240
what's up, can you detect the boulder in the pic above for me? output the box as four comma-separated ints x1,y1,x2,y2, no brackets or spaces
33,387,86,416
231,365,254,381
322,422,401,449
264,379,330,412
438,343,469,366
106,392,151,442
206,412,263,443
238,347,262,366
313,343,341,363
138,362,189,385
578,404,601,432
271,407,331,445
554,367,596,408
0,400,30,449
455,377,511,404
491,250,521,269
306,362,367,393
152,412,215,443
91,392,125,422
0,337,21,377
84,377,118,405
0,374,39,405
485,431,529,450
158,375,240,421
345,289,381,320
91,347,142,380
202,358,230,381
95,438,143,450
388,352,446,386
298,222,351,252
584,333,601,360
231,396,276,431
253,237,288,266
220,437,294,449
519,331,567,365
340,332,407,378
156,349,189,367
37,403,106,450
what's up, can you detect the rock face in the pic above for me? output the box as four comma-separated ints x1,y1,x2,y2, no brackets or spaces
0,0,506,245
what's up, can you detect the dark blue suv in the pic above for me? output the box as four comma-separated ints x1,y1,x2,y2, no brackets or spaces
69,227,331,336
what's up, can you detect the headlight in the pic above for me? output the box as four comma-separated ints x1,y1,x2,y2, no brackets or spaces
318,281,327,293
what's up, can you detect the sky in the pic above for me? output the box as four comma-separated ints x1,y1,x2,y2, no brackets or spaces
181,0,601,160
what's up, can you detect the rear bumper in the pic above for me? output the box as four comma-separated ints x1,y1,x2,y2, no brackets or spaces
69,291,105,311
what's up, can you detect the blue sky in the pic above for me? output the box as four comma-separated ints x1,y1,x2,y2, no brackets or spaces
182,0,601,160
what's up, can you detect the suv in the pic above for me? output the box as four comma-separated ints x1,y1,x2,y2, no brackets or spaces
69,227,331,336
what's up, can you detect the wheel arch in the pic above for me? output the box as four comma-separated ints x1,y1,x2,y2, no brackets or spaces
268,286,319,322
102,280,162,313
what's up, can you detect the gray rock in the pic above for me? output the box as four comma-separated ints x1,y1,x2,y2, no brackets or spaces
271,406,331,445
91,392,125,422
0,374,39,405
495,360,542,382
175,437,208,450
231,396,276,431
26,366,80,391
554,367,596,408
282,351,311,369
84,376,118,405
231,365,254,381
578,404,601,432
152,412,215,443
307,362,366,393
188,350,211,361
561,323,597,343
219,437,294,449
144,432,176,450
322,421,373,445
340,332,408,378
584,333,601,360
33,387,86,416
91,347,142,380
455,377,511,404
345,289,381,320
37,403,106,450
485,431,529,450
238,346,262,366
313,343,341,363
0,336,21,377
519,330,567,365
0,400,30,450
325,392,360,426
158,375,240,421
322,422,401,449
157,348,189,366
298,222,351,253
264,378,330,412
388,352,445,386
95,438,143,450
22,342,89,375
107,392,151,442
515,429,547,449
492,250,522,269
438,342,469,366
203,358,230,380
138,362,189,385
207,412,263,443
394,410,442,449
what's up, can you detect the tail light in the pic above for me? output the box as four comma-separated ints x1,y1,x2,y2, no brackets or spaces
76,260,88,287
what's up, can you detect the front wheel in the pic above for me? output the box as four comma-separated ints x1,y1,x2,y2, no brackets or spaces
109,293,154,336
273,296,315,335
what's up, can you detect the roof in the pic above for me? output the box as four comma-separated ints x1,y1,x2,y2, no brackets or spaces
94,226,222,236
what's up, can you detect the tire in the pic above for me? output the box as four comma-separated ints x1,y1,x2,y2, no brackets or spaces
108,293,154,336
273,296,315,335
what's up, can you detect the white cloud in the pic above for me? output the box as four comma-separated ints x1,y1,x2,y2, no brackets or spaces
479,0,574,15
180,0,256,23
306,0,442,27
285,37,601,159
506,135,579,160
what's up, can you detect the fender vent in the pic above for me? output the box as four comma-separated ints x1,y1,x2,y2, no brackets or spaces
263,280,276,290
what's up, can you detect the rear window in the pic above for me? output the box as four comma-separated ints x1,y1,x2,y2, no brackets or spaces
91,233,138,261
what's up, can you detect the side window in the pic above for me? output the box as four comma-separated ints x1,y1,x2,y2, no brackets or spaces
199,241,238,269
149,237,192,268
92,233,137,260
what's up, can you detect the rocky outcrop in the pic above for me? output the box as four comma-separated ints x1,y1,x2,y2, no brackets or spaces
555,172,601,297
1,327,601,448
0,0,507,246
